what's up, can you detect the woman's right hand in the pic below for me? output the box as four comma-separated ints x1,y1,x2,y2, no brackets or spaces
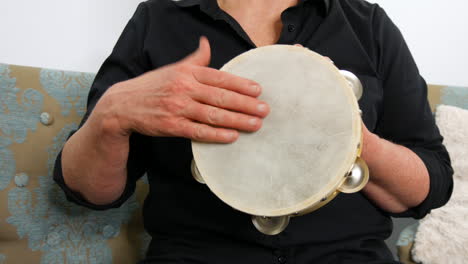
90,37,270,143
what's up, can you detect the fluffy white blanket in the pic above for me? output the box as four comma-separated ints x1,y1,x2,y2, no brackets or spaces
412,105,468,264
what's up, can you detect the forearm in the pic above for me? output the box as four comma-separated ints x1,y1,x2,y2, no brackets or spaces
361,132,430,214
61,102,131,206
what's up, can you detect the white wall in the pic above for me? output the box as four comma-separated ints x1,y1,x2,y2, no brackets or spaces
369,0,468,86
0,0,467,86
0,0,141,73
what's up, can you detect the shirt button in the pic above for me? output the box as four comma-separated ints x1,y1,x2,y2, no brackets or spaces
278,256,287,264
287,24,295,32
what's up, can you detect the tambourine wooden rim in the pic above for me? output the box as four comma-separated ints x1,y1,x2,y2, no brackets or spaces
191,45,367,220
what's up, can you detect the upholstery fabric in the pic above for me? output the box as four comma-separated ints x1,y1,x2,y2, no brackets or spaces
396,223,419,264
0,63,149,264
426,85,468,112
411,105,468,264
396,85,468,263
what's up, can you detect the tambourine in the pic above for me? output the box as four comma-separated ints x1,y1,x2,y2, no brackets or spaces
191,45,369,235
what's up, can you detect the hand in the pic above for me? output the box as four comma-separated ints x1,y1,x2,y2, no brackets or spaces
91,37,270,143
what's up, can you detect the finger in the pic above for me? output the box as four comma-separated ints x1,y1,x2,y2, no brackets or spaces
191,83,269,118
293,44,333,63
179,120,239,143
184,101,263,132
324,56,334,64
192,66,262,98
180,36,211,67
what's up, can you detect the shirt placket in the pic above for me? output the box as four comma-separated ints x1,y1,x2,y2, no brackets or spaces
199,0,257,48
273,246,296,264
277,7,302,45
198,0,311,48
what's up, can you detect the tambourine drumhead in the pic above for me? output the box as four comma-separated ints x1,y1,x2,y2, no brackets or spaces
192,45,361,217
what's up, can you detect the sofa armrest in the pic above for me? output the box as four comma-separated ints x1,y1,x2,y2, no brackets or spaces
396,222,420,264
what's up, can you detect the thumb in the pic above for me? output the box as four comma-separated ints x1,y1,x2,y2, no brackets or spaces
181,36,211,66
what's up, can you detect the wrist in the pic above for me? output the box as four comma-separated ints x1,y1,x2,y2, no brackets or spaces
361,131,384,166
79,109,130,170
84,103,130,148
91,84,133,138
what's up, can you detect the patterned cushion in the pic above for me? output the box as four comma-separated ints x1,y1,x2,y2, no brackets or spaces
0,63,149,264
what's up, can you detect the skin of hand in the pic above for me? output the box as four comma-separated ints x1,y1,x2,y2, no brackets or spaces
96,36,270,143
61,37,270,205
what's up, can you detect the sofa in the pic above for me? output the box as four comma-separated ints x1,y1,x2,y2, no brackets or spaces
396,89,468,263
0,63,149,264
0,63,467,263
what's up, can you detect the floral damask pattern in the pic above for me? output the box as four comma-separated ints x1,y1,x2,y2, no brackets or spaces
1,64,149,263
40,69,95,117
0,148,15,191
6,124,139,264
0,64,44,190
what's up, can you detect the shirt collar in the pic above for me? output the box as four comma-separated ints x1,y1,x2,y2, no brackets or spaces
172,0,330,15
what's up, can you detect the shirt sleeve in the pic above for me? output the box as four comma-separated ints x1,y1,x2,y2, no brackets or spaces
372,6,454,219
53,2,151,210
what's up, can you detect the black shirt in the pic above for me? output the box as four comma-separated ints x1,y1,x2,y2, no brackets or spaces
53,0,454,263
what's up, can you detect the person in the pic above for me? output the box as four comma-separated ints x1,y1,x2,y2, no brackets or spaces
53,0,454,263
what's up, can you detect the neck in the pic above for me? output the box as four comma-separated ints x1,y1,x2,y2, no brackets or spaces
216,0,300,47
218,0,299,18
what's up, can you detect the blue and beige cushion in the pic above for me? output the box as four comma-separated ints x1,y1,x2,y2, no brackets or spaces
0,63,149,264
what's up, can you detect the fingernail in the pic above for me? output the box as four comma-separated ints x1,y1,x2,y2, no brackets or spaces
257,103,267,112
251,84,261,94
249,118,259,126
